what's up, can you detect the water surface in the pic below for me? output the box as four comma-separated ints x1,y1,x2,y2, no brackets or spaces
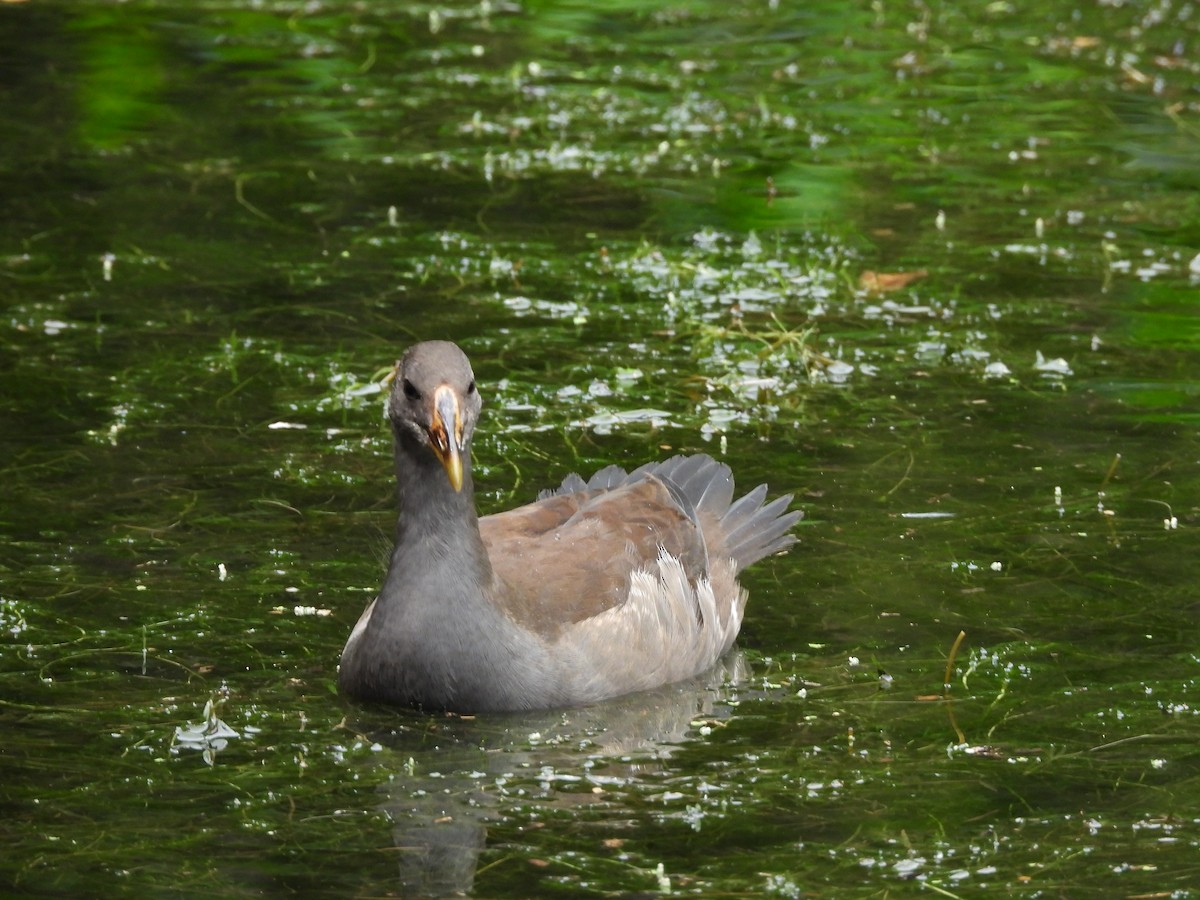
3,0,1199,896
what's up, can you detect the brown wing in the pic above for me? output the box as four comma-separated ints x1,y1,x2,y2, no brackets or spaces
477,474,710,640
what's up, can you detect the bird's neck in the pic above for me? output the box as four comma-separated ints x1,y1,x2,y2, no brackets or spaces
388,441,493,595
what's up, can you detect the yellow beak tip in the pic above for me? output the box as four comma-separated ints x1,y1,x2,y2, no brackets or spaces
446,454,464,492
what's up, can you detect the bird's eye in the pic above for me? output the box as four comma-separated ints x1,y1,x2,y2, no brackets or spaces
402,379,421,401
467,380,476,395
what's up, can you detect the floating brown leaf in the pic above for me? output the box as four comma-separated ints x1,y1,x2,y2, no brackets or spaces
859,269,929,293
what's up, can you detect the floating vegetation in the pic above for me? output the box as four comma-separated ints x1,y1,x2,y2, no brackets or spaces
171,693,243,766
3,0,1200,897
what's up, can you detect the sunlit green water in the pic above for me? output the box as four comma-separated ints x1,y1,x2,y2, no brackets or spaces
3,0,1199,896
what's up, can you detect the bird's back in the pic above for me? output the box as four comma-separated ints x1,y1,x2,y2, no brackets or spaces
476,454,800,703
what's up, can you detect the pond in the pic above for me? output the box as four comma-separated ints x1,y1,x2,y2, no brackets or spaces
2,0,1199,895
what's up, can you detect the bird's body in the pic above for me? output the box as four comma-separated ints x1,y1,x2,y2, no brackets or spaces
338,341,800,713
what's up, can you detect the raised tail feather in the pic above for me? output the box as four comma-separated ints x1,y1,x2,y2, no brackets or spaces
719,488,800,570
540,454,800,572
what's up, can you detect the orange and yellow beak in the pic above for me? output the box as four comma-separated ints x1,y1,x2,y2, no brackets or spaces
429,384,465,492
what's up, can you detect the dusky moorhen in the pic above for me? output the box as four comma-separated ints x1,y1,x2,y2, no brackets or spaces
338,341,801,712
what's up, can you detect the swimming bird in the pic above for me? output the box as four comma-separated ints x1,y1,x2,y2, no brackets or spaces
338,341,800,712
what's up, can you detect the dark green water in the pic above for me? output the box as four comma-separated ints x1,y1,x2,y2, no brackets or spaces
3,0,1199,896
